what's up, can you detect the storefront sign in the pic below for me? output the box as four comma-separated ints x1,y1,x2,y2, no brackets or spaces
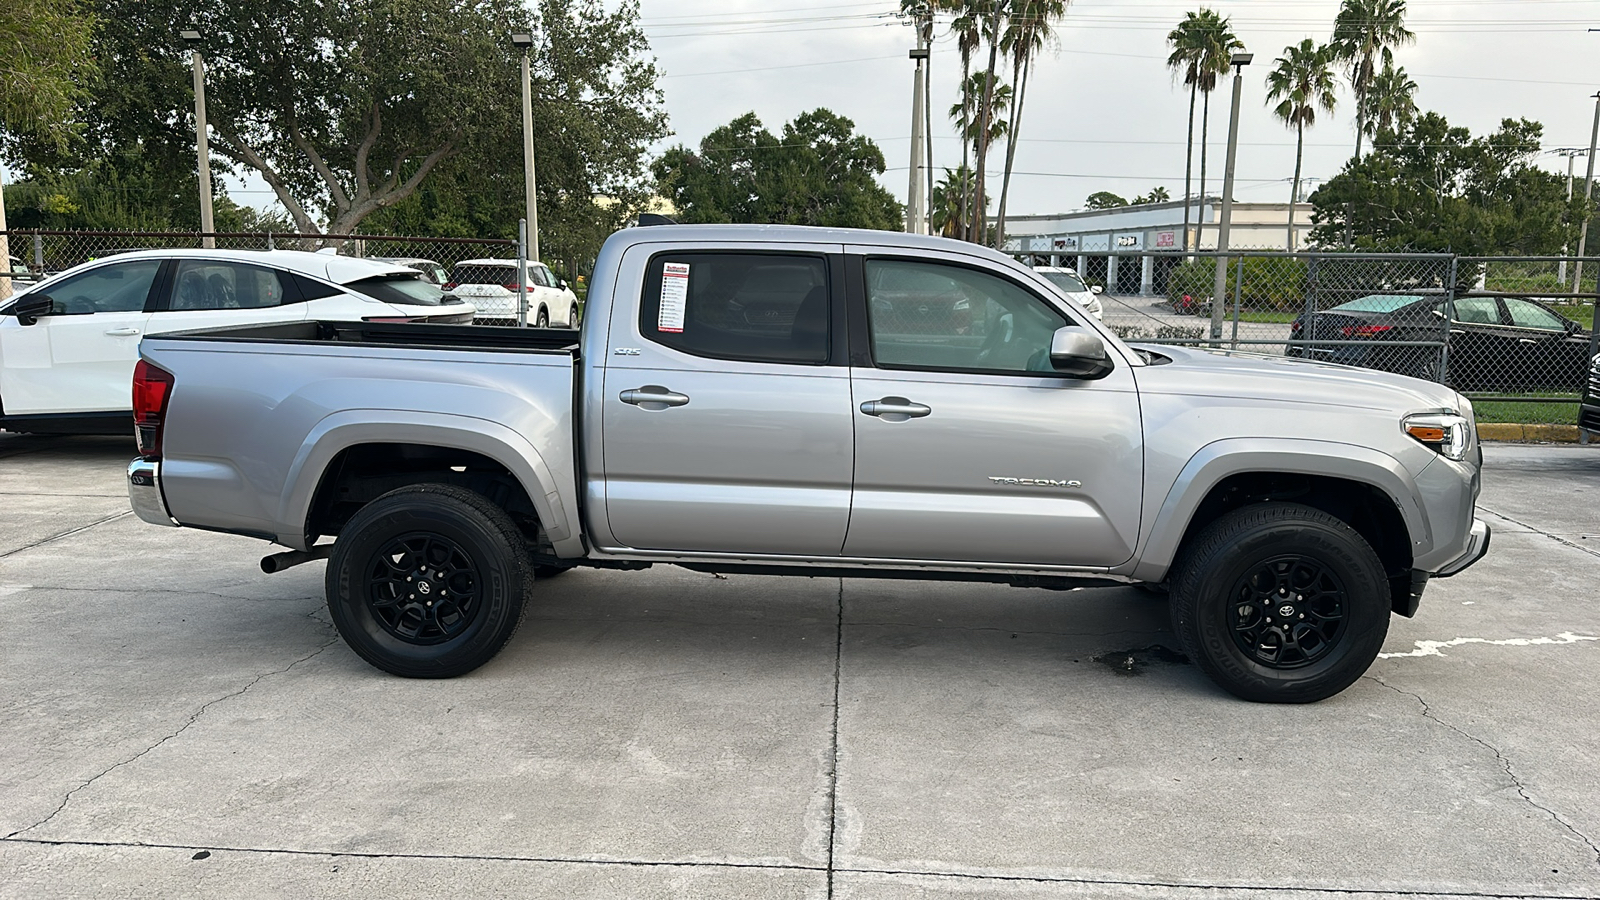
1156,231,1176,248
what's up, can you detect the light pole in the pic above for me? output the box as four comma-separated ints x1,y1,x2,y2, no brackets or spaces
1209,51,1252,345
1574,92,1600,294
907,43,929,234
180,28,216,248
512,32,540,265
1556,148,1586,287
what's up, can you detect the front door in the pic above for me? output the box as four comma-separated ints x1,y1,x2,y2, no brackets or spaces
600,246,854,556
844,254,1144,567
0,259,162,416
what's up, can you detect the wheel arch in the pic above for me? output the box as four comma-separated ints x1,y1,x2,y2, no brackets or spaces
277,412,573,551
1132,439,1427,592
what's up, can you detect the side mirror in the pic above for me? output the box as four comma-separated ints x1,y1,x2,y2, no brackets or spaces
557,278,569,291
14,294,54,326
1090,285,1104,295
1049,326,1114,379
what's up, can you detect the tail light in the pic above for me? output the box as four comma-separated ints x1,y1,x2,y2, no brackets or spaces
442,282,457,290
503,283,524,292
1341,324,1393,337
133,359,175,459
1290,320,1302,335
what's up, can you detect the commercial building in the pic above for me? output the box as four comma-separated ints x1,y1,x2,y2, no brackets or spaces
1001,199,1313,296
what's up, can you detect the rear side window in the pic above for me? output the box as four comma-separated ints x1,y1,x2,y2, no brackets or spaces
450,264,516,286
639,253,830,364
169,260,292,310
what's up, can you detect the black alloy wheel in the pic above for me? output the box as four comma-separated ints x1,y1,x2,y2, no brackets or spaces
1227,556,1346,669
326,484,531,678
1170,502,1390,703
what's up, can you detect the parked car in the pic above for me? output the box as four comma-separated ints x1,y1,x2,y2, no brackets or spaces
1287,293,1592,391
1032,266,1104,319
6,255,37,288
370,257,449,286
1582,351,1600,433
128,224,1487,703
0,249,474,435
444,259,579,328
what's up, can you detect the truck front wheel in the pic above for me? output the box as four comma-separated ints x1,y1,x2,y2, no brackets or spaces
1169,503,1390,703
325,484,531,678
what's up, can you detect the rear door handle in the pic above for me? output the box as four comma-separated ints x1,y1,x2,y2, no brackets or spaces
105,327,141,336
620,386,690,408
860,397,931,419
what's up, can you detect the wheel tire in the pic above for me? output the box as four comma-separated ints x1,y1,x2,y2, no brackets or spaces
569,304,580,328
325,483,531,678
1169,502,1390,703
536,307,549,328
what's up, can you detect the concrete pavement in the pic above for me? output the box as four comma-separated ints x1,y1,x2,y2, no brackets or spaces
1,434,1597,898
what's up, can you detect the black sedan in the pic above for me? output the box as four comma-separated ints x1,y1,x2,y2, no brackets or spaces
1286,293,1592,392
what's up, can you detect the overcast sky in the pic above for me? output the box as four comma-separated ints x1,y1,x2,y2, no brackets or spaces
639,0,1600,216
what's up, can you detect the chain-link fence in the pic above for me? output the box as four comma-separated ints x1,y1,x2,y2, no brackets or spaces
1040,250,1599,431
1,228,519,282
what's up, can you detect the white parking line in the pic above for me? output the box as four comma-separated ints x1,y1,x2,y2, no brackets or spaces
1379,632,1598,659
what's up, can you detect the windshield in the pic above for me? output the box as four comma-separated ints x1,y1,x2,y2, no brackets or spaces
1331,294,1425,313
1039,271,1089,293
347,273,448,307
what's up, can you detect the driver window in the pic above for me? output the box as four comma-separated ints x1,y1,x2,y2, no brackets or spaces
1504,298,1565,332
29,261,161,315
169,260,289,311
864,259,1071,374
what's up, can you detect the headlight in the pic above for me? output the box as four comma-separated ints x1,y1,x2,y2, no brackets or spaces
1403,412,1472,461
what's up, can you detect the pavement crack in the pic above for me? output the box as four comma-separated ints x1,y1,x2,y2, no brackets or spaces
826,578,843,900
3,637,339,841
1478,505,1600,560
1367,675,1600,869
0,510,133,560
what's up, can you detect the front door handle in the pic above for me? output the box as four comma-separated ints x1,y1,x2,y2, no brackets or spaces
620,386,690,409
105,327,141,336
860,397,932,419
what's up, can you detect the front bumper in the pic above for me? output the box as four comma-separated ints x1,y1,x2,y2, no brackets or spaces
1434,518,1490,577
128,459,178,527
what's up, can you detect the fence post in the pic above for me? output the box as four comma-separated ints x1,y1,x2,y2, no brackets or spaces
33,233,44,271
1303,254,1318,356
1441,256,1458,384
1230,254,1244,350
266,231,275,251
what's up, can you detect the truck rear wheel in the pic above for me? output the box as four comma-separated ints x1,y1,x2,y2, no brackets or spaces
325,484,530,678
1169,503,1390,703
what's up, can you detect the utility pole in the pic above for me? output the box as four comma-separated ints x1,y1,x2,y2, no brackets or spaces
1209,52,1252,346
907,38,929,234
1575,93,1600,294
512,32,541,264
1556,148,1586,287
180,29,215,248
922,7,936,235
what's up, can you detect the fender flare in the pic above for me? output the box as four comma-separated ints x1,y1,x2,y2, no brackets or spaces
1129,438,1429,583
275,410,571,550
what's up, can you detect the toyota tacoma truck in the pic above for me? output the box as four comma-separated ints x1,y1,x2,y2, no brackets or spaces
126,225,1489,702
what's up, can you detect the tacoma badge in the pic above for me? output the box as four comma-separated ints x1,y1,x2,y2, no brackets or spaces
988,476,1082,488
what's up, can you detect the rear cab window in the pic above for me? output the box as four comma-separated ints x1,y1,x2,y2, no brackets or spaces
638,253,831,364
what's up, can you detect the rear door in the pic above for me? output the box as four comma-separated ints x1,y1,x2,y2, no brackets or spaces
843,252,1144,567
599,244,854,556
0,258,162,415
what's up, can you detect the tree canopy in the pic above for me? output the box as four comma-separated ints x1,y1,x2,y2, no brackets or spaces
1309,113,1577,255
0,0,97,146
652,109,902,230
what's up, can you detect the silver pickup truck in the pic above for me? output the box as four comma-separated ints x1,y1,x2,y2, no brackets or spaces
127,225,1489,702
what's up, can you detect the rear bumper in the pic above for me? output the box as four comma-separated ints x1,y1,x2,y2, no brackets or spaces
128,459,178,527
1434,518,1490,578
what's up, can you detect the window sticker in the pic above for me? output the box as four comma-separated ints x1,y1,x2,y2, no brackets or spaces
659,262,690,333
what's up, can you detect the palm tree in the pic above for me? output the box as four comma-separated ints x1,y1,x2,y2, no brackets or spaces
1330,0,1415,161
1266,39,1338,249
1167,9,1243,252
995,0,1070,250
1361,62,1418,144
932,166,982,238
946,0,985,240
950,72,1012,151
972,0,1008,246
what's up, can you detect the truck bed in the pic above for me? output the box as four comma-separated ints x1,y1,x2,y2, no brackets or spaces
150,319,582,354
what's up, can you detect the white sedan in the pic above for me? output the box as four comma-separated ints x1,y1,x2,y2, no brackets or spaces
0,249,475,435
1032,266,1104,320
